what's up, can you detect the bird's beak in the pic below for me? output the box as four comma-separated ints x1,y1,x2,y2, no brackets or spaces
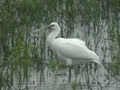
32,24,53,33
47,24,54,29
47,25,51,29
32,25,49,33
32,29,41,33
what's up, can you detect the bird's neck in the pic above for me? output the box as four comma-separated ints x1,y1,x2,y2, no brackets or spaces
47,28,60,45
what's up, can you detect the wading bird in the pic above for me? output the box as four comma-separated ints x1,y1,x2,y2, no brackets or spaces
46,22,101,66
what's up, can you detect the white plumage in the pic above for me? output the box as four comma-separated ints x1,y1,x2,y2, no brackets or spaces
46,22,101,66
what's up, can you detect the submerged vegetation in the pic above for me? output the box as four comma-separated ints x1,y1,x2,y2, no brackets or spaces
0,0,120,89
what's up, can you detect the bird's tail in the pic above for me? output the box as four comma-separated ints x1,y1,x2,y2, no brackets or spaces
93,59,108,80
93,60,108,75
93,59,103,67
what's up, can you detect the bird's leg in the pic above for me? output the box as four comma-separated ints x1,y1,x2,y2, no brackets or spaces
74,65,80,82
66,59,72,82
68,65,72,82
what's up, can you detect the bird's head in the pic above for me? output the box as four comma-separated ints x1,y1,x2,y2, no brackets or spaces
47,22,60,31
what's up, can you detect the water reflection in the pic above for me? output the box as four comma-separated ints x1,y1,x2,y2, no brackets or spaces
9,65,120,90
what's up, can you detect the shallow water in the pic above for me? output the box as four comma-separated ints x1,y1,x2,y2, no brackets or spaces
9,65,120,90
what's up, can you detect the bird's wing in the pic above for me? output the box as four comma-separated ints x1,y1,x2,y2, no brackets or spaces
53,38,98,60
66,38,86,46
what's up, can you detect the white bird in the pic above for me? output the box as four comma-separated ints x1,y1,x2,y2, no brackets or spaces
46,22,102,66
